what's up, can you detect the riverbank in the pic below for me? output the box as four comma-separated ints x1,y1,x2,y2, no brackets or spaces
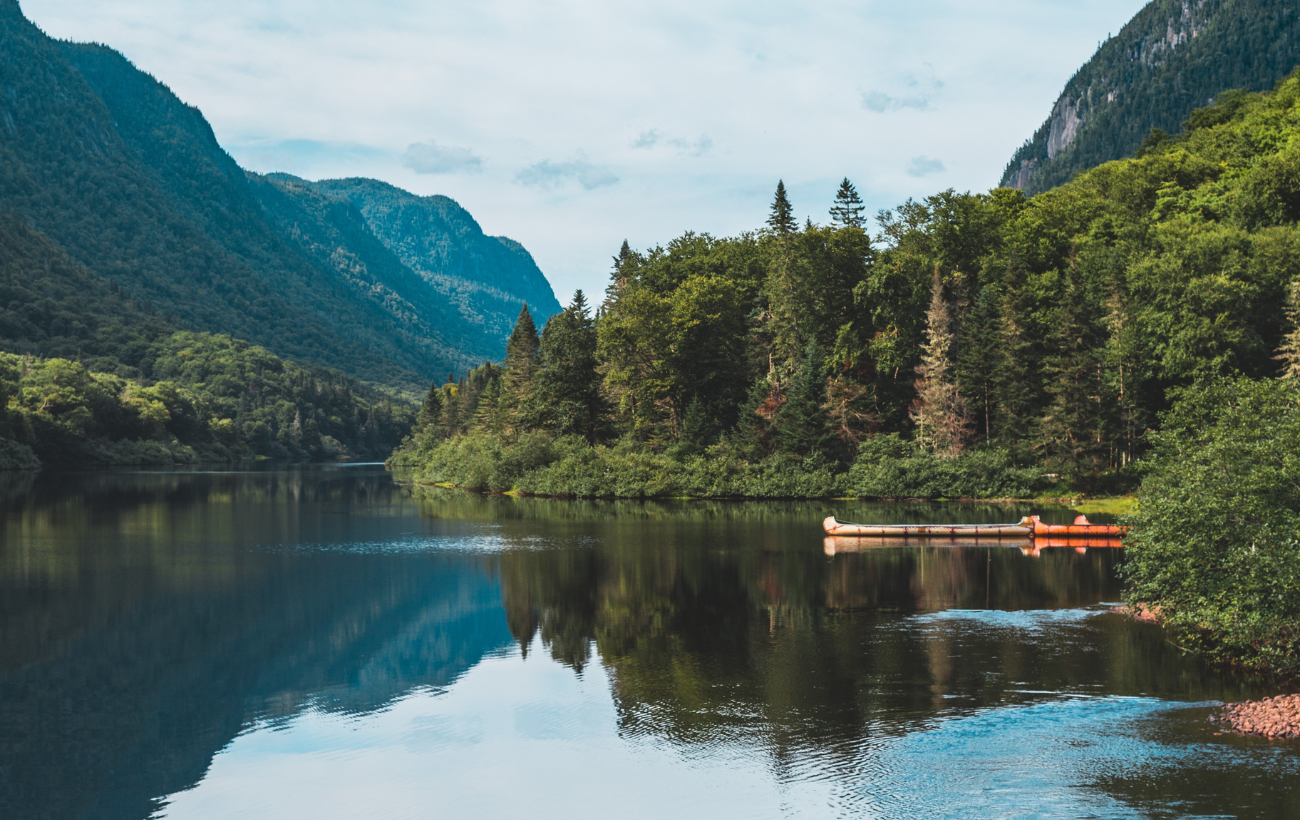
386,431,1121,501
1123,379,1300,680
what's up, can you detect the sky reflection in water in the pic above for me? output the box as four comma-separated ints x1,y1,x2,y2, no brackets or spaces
0,466,1297,819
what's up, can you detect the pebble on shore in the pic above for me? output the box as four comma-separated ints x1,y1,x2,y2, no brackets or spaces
1212,694,1300,739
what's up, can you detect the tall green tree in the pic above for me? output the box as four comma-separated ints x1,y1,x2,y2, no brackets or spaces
500,305,541,436
1037,262,1102,471
531,291,608,443
956,284,1001,443
829,178,866,229
910,268,970,456
767,180,796,236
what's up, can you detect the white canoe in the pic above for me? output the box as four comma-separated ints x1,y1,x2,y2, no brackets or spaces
823,515,1033,537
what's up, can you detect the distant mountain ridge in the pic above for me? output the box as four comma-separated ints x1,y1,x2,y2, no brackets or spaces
0,0,559,392
1001,0,1300,194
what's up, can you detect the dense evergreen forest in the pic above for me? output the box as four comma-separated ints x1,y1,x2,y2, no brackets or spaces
394,71,1300,501
1002,0,1300,194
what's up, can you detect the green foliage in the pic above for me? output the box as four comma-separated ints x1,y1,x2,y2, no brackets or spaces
1124,378,1300,675
0,6,559,394
846,435,1047,500
393,70,1300,499
1002,0,1300,194
0,332,413,468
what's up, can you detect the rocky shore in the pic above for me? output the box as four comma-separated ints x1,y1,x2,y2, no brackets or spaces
1213,695,1300,739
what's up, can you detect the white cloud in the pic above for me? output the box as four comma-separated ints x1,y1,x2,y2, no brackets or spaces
862,66,945,113
907,156,946,177
631,129,661,149
515,156,618,190
633,130,712,157
402,140,483,174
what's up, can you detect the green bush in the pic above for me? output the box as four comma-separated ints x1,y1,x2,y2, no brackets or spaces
399,432,1041,500
846,435,1045,499
1124,378,1300,676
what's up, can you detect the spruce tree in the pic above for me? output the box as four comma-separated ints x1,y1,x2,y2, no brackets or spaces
910,268,970,457
1038,263,1102,471
765,180,801,380
767,180,796,236
605,240,636,310
530,291,607,442
775,339,834,458
956,284,1001,443
829,178,866,229
416,379,443,432
1278,278,1300,381
501,304,541,436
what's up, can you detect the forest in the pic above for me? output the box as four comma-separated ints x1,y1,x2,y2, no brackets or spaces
393,70,1300,501
0,332,413,470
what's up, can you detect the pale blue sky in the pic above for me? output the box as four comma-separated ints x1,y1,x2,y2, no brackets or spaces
23,0,1149,302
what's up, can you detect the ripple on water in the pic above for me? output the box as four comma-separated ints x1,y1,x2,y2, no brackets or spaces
858,697,1201,819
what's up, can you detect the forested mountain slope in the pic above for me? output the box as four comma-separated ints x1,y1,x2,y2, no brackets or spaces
311,178,562,348
1001,0,1300,194
0,0,557,392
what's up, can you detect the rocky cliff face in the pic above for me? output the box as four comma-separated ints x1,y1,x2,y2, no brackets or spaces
1000,0,1299,195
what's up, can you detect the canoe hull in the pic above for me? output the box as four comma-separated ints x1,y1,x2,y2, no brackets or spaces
1026,515,1129,537
823,516,1031,537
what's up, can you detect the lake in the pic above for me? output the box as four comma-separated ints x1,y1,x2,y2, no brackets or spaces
1,465,1297,819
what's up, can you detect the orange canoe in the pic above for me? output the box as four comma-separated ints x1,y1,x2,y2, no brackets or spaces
1025,514,1128,537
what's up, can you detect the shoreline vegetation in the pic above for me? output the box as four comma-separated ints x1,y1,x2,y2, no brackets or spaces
0,331,413,470
392,76,1300,679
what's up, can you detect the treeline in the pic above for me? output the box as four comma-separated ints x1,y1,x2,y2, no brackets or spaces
394,71,1300,499
1,331,413,470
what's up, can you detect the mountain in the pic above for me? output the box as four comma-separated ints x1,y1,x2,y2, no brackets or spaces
311,178,562,348
1001,0,1300,194
0,0,559,393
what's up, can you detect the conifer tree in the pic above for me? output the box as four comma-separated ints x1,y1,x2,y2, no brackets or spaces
1278,278,1300,381
1038,263,1102,471
767,180,796,236
765,181,801,381
910,267,970,456
829,178,866,229
956,284,1001,443
500,304,541,436
416,379,443,431
529,291,607,442
775,339,834,457
604,240,636,310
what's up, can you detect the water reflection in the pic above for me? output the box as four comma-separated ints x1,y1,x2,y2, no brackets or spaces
0,469,1294,820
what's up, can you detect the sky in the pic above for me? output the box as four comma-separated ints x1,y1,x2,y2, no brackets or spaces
22,0,1150,304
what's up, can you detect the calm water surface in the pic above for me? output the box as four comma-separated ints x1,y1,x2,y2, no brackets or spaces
1,465,1297,819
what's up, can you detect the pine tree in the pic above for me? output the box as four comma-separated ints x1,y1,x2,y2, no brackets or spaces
775,339,834,457
1038,262,1102,471
765,181,801,380
910,267,971,457
500,304,541,436
605,240,636,310
1278,278,1300,381
956,284,1001,443
416,379,443,431
829,178,866,229
529,291,608,442
767,180,796,236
